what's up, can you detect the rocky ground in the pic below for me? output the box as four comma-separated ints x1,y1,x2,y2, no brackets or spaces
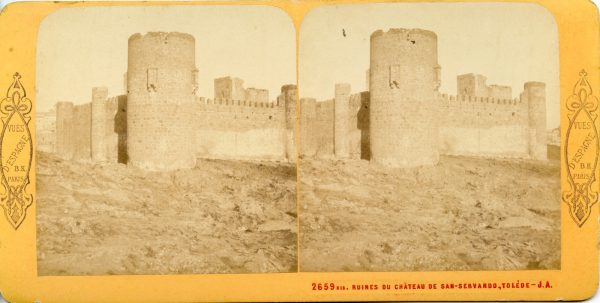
299,149,561,272
36,151,297,275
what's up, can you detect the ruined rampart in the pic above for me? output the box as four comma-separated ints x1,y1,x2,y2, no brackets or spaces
305,91,370,160
36,110,55,153
302,83,546,163
71,103,91,161
194,97,286,160
438,94,530,158
314,99,334,157
282,84,297,162
55,102,74,159
106,95,128,164
47,31,294,169
298,28,548,165
53,94,127,163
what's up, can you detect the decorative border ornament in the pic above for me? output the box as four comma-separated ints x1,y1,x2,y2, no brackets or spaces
563,70,599,227
0,73,33,230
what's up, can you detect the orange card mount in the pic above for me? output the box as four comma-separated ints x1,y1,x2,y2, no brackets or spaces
0,0,598,302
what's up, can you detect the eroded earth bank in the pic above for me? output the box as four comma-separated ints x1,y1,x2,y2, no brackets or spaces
299,153,560,272
36,151,297,275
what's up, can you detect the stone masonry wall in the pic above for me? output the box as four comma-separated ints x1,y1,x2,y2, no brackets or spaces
305,91,369,160
245,88,269,103
304,86,541,163
457,73,512,99
334,83,351,158
314,99,334,157
349,92,370,160
36,109,55,153
71,103,91,161
55,102,74,159
91,87,108,162
525,82,548,160
194,98,286,160
106,95,128,164
282,84,297,162
214,77,245,101
299,98,317,158
438,94,530,158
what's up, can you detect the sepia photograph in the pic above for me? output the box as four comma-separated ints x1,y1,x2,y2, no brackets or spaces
298,3,561,272
35,5,298,275
0,0,599,301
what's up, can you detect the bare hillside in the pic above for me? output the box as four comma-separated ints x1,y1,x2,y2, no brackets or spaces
36,151,297,275
299,154,560,272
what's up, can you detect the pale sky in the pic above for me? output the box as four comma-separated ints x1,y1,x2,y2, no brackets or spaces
36,5,296,112
299,3,560,129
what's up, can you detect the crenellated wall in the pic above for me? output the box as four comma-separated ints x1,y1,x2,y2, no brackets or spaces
297,27,547,165
51,91,289,164
194,97,286,160
301,82,546,163
438,93,530,158
46,28,549,169
46,31,292,168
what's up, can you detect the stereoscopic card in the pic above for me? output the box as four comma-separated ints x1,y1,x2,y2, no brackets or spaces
0,0,597,302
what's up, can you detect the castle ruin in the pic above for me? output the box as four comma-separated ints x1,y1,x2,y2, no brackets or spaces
299,28,547,167
46,32,297,171
41,28,548,170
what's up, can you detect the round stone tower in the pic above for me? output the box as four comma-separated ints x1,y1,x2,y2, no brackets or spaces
525,82,547,160
369,28,440,167
91,87,108,162
127,32,197,171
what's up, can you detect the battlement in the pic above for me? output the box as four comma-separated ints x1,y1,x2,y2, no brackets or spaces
128,32,195,43
196,97,280,109
301,72,546,163
440,94,522,106
371,28,437,40
195,95,285,131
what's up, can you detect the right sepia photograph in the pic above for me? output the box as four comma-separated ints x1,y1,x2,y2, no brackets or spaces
298,3,560,272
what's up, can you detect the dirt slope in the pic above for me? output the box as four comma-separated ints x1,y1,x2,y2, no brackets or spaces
299,155,560,272
36,151,297,275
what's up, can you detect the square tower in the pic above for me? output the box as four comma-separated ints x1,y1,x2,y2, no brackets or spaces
457,73,488,97
214,76,245,100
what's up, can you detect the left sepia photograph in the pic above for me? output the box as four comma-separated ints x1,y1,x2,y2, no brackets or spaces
35,5,298,275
